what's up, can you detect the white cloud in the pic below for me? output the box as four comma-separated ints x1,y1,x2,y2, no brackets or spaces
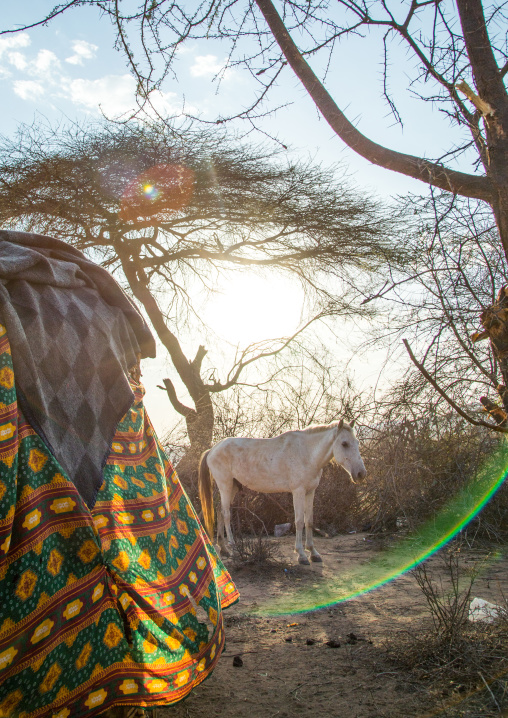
13,80,45,101
8,52,28,70
67,74,138,116
32,49,60,76
190,54,225,78
65,74,188,119
65,40,98,66
148,89,190,117
0,33,30,58
3,35,189,120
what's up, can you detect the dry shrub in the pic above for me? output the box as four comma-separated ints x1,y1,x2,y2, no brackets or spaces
412,546,480,640
230,533,283,567
386,545,508,713
310,463,362,533
359,412,507,537
231,487,293,535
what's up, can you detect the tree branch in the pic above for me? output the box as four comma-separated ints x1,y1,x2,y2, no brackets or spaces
402,338,508,433
191,345,208,372
158,378,197,418
456,80,495,117
254,0,493,202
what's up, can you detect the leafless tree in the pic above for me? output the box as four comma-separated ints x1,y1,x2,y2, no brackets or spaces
0,120,389,476
360,191,508,431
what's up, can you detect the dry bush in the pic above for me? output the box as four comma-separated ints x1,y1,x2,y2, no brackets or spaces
385,545,508,714
229,533,283,568
309,463,362,534
412,547,480,640
359,412,506,537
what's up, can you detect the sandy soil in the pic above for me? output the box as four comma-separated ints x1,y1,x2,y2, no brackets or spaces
160,534,508,718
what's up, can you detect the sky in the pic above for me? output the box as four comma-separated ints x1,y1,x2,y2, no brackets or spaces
0,1,479,435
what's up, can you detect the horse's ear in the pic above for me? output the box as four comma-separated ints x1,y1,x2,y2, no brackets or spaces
337,419,344,431
350,418,356,428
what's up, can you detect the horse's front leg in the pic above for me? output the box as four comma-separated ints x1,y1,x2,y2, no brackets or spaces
292,488,309,565
304,488,322,563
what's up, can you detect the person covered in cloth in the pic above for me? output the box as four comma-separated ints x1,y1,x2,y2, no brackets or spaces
0,231,239,718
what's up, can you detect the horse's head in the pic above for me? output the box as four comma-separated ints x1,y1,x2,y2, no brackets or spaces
332,419,366,482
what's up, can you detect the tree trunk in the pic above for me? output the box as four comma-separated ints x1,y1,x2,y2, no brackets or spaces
456,0,508,260
491,185,508,264
478,286,508,423
177,392,215,498
115,245,216,488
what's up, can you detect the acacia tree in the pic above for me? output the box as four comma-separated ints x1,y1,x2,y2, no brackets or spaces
0,121,388,472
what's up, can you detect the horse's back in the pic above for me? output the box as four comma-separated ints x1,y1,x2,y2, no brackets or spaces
208,433,304,492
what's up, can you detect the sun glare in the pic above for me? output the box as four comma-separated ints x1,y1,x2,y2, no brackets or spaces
203,273,304,345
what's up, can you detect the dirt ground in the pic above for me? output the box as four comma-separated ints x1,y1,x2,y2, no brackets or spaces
160,534,508,718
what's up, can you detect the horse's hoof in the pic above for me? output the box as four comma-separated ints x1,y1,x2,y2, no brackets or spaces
298,556,310,565
310,554,323,563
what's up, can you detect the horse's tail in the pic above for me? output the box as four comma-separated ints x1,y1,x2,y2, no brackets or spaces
198,449,214,540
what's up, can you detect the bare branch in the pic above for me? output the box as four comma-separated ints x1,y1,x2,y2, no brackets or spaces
158,378,196,418
403,339,508,433
253,0,492,202
456,81,495,117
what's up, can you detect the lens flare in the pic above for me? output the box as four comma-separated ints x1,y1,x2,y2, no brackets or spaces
120,164,194,222
251,441,508,616
143,184,158,198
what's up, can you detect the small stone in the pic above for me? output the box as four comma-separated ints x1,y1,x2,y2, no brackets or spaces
325,640,341,648
232,655,243,667
306,639,315,645
274,523,291,537
285,637,292,642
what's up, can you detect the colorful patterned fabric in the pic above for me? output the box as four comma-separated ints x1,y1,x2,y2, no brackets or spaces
0,229,156,508
0,323,239,718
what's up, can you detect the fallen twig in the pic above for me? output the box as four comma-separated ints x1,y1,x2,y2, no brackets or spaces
478,671,502,712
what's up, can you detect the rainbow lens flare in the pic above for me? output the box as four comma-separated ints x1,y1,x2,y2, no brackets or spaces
143,183,158,198
120,164,194,222
250,440,508,616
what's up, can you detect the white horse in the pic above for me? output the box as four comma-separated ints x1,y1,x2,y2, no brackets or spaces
198,419,366,565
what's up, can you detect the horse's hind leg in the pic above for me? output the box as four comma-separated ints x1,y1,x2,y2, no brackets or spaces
218,479,239,553
292,488,310,565
304,488,322,562
216,509,228,556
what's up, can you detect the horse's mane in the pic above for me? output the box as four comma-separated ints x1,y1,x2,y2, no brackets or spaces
301,421,352,435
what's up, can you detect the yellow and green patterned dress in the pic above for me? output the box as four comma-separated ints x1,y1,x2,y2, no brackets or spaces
0,323,239,718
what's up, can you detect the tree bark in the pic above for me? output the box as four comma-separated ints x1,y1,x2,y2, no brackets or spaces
456,0,508,261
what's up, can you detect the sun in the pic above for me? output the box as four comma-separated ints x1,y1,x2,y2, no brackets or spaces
202,272,304,346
